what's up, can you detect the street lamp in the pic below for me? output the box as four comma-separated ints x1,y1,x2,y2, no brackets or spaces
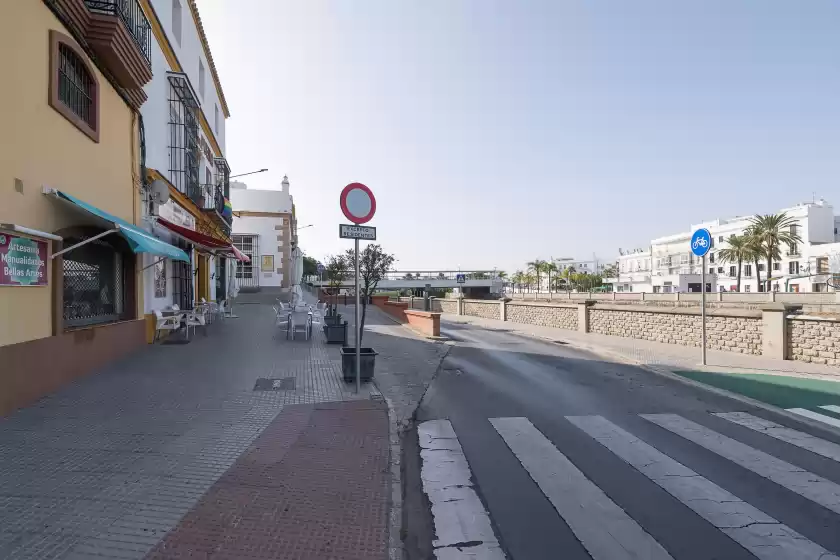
229,168,268,179
298,224,314,230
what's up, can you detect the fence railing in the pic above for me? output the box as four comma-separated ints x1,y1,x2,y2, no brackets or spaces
507,291,839,304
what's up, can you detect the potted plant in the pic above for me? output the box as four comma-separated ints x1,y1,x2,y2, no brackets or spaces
323,254,348,326
339,243,395,383
324,320,348,345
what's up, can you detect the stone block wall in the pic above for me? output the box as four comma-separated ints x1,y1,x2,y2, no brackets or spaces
589,308,762,355
506,303,578,330
464,300,500,321
433,299,458,314
788,318,840,365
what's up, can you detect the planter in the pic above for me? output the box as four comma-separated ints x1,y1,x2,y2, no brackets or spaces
340,347,378,383
324,314,342,326
324,321,348,345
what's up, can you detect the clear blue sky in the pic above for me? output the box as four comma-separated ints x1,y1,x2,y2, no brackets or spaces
198,0,840,273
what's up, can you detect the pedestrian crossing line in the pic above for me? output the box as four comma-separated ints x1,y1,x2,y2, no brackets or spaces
786,408,840,429
715,412,840,464
568,415,839,560
490,417,674,560
820,405,840,416
643,414,840,516
417,420,506,560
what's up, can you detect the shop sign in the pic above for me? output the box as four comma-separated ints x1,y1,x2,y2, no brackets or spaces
158,199,196,230
0,233,48,286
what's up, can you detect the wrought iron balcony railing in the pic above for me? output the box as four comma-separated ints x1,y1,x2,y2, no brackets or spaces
85,0,152,67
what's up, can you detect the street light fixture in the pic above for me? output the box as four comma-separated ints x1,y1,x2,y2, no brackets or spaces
298,224,314,230
229,168,268,179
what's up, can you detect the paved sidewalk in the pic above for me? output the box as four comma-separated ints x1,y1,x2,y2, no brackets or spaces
441,313,840,381
0,300,395,560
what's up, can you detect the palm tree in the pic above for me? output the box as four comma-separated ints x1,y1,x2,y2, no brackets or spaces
527,259,546,293
745,233,764,292
747,212,803,292
717,234,749,291
544,262,558,295
562,266,576,292
523,272,536,293
512,270,524,293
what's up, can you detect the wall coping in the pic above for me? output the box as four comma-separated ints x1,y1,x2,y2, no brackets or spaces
505,301,578,309
404,309,441,318
463,299,503,304
788,314,840,323
591,303,762,319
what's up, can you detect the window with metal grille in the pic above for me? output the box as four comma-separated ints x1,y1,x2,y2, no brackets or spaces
232,234,259,288
49,31,99,142
62,235,126,328
168,73,200,198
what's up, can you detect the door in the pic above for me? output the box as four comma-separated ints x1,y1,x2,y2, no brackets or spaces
197,254,209,301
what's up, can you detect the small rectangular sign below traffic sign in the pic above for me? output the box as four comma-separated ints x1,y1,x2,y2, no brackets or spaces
339,224,377,240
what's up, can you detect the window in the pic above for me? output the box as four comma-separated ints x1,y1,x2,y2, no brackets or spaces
49,32,99,142
709,253,715,263
214,104,220,133
233,234,259,289
709,267,714,275
745,285,751,292
729,266,736,277
773,262,781,271
717,267,724,273
198,60,205,98
680,254,689,265
757,263,765,272
709,237,715,248
817,257,829,274
789,261,799,274
719,236,724,243
172,0,182,45
788,242,799,256
744,264,752,277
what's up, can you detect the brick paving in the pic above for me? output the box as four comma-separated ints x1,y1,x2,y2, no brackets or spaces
147,400,389,560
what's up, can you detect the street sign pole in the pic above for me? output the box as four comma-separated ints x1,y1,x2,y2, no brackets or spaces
354,238,361,394
701,254,707,366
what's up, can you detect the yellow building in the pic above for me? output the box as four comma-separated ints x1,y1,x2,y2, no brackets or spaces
0,0,189,415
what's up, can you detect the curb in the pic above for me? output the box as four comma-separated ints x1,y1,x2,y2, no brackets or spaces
443,316,840,441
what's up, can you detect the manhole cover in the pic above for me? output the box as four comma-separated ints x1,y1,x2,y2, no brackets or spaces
254,377,295,391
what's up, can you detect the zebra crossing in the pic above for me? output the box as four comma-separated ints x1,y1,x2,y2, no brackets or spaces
419,412,840,560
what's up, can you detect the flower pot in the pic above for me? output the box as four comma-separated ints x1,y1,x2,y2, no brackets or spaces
339,347,378,383
325,314,342,326
324,321,348,345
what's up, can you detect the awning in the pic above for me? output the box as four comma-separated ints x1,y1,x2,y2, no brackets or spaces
155,217,248,262
44,189,189,262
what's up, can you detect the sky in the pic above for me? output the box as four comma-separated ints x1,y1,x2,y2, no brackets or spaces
197,0,840,273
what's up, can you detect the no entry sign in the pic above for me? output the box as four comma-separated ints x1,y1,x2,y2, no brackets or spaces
340,183,376,224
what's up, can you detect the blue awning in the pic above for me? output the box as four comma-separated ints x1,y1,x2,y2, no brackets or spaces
45,189,190,262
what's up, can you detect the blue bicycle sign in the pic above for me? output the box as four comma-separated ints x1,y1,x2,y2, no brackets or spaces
690,228,712,257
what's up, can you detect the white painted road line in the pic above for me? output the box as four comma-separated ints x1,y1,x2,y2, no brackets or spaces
786,408,840,429
569,415,839,560
417,420,506,560
820,405,840,416
715,412,840,463
490,417,674,560
643,413,840,516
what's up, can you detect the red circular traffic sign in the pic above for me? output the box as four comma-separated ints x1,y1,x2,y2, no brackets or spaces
340,183,376,224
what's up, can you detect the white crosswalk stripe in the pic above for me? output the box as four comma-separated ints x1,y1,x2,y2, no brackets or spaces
490,417,674,560
786,407,840,429
820,405,840,416
569,415,838,560
715,411,840,463
643,413,840,516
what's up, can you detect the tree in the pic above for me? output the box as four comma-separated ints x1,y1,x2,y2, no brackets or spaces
437,272,446,280
718,234,749,292
747,212,803,292
303,256,319,278
602,263,618,279
324,254,350,313
527,259,546,293
403,272,415,280
523,272,536,292
544,262,558,295
743,232,764,292
472,271,488,280
511,270,524,293
344,244,396,345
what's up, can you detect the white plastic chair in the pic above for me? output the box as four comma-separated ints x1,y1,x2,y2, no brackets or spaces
184,308,206,339
153,310,181,342
289,310,310,340
273,305,291,336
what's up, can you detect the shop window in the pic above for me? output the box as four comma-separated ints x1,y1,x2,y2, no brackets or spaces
61,231,128,328
49,31,99,142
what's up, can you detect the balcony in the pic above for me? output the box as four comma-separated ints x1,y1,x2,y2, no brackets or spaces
84,0,153,92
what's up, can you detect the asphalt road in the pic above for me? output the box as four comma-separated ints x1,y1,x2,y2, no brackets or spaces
404,319,840,560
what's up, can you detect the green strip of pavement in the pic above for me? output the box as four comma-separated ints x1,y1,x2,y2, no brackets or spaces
674,370,840,414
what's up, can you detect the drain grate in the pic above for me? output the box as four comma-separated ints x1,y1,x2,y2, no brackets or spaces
254,377,296,391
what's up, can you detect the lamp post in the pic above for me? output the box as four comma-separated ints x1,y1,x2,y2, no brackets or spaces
229,168,268,179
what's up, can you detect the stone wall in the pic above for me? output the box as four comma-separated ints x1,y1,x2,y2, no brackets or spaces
464,300,500,321
589,306,762,355
433,299,458,314
506,302,578,331
788,318,840,365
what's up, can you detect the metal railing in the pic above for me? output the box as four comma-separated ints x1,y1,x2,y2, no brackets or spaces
85,0,152,67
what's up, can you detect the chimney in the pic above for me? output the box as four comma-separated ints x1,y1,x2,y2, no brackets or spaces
282,175,290,195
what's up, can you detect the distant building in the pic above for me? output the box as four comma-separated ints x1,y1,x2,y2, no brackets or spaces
230,176,298,292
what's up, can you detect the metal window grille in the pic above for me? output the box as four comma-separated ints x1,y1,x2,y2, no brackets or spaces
171,239,193,310
168,74,200,200
62,235,125,327
232,234,259,289
58,44,94,127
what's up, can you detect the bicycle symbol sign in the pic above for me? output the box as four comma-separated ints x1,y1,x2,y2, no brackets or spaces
690,228,712,257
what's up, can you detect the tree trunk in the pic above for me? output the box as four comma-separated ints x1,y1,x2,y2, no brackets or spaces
767,252,773,292
359,301,367,346
737,259,742,292
754,258,762,293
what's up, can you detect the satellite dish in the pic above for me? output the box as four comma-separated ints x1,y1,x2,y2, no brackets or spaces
151,180,170,204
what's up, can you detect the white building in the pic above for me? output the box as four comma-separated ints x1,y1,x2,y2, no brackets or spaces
230,177,298,293
137,0,236,317
612,200,840,293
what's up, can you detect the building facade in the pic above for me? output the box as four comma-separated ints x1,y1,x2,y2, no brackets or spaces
612,200,840,293
230,177,299,293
